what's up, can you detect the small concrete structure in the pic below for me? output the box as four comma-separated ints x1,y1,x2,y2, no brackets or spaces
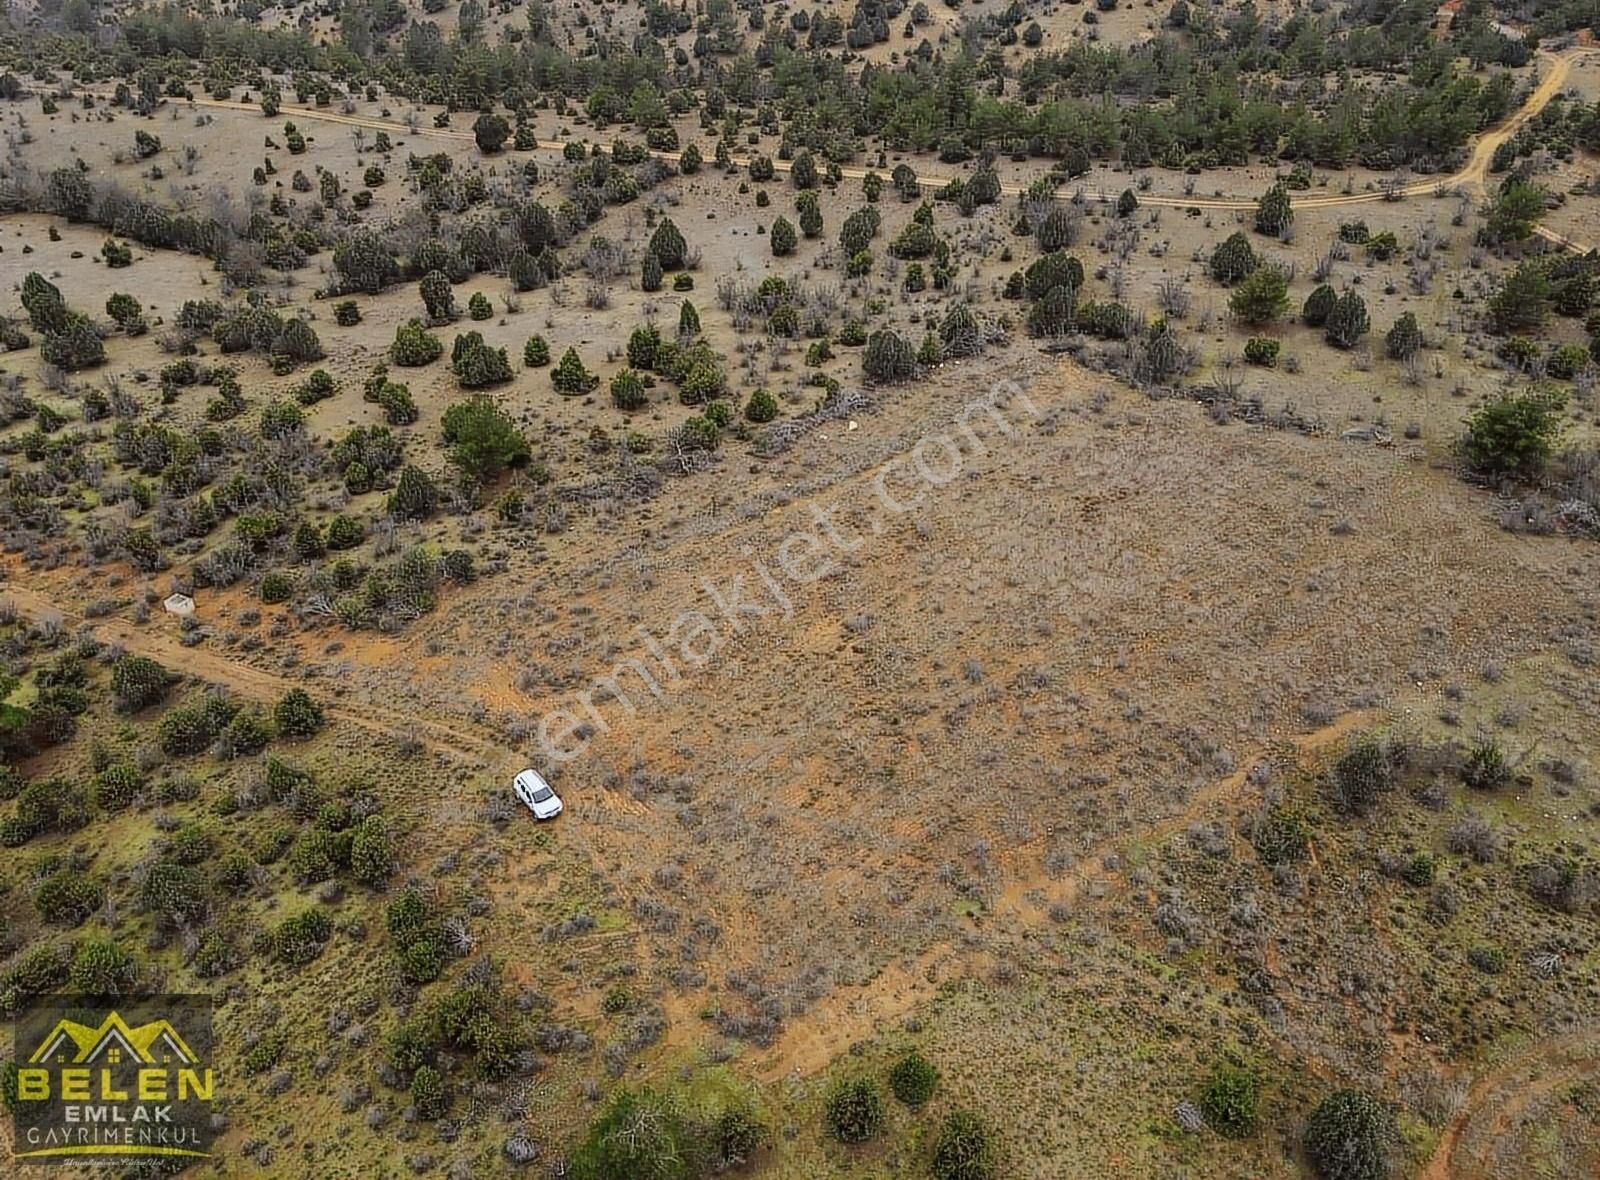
163,593,195,618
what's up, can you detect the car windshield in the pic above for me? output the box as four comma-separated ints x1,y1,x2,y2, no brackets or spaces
531,786,554,803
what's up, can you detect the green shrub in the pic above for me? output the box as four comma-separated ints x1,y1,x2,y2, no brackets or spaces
570,1087,693,1180
388,464,438,520
92,765,141,811
243,1030,287,1075
442,395,529,480
450,331,513,387
1210,232,1257,284
931,1110,997,1180
138,862,209,927
273,908,333,965
0,942,72,1014
1461,735,1511,789
524,335,551,367
1251,806,1310,865
1229,266,1289,325
289,827,348,884
111,656,172,711
824,1076,884,1144
258,571,293,604
888,1050,938,1107
744,387,779,423
1460,388,1566,479
1331,738,1393,818
1467,945,1506,974
862,329,916,383
1385,313,1423,360
1304,1089,1393,1180
11,778,92,842
610,368,647,411
70,939,138,996
649,218,688,269
551,347,599,395
1400,853,1436,886
158,704,219,757
167,823,214,866
1243,338,1280,367
34,872,104,927
770,215,797,256
391,319,444,366
710,1103,766,1169
1547,342,1592,380
326,514,365,549
274,689,325,739
1302,284,1336,327
349,816,395,885
294,368,337,406
214,852,259,895
1324,290,1370,349
411,1064,449,1118
1255,182,1293,237
1199,1065,1258,1137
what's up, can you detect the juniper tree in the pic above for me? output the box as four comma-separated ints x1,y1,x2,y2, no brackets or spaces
1209,232,1258,285
1324,290,1371,349
1385,312,1423,360
862,329,917,382
1255,181,1294,237
649,218,687,269
419,271,457,321
1302,283,1337,327
770,216,797,256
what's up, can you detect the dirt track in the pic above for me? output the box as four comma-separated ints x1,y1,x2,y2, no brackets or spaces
1418,1030,1600,1180
0,582,496,760
177,48,1594,251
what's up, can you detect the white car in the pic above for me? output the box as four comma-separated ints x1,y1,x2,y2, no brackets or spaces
512,769,563,820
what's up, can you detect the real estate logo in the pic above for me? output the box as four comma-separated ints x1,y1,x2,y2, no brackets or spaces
10,995,216,1166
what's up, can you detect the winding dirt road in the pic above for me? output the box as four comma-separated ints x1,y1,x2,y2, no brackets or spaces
182,48,1594,249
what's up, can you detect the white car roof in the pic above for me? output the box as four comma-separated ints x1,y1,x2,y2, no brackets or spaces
515,769,551,791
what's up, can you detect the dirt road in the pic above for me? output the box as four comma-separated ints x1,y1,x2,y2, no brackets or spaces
1418,1029,1600,1180
180,49,1593,249
1,582,495,760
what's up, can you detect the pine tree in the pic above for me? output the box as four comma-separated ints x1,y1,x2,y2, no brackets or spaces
1228,266,1289,326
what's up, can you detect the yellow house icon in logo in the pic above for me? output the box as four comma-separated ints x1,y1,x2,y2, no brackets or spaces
29,1012,201,1067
